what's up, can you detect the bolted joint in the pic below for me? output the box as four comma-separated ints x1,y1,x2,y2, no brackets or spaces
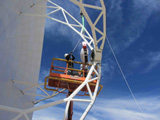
80,11,84,17
30,3,35,8
19,12,22,16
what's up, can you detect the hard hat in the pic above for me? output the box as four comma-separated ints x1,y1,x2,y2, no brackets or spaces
82,42,87,49
64,53,68,58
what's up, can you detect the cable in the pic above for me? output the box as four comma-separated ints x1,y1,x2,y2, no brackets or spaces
71,10,85,54
80,11,85,34
82,15,85,32
106,36,146,120
71,37,82,54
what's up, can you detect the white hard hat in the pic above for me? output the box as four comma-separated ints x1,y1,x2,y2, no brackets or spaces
82,42,87,49
64,53,68,58
82,42,87,46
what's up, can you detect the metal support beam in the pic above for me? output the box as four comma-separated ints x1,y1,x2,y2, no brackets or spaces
0,0,106,119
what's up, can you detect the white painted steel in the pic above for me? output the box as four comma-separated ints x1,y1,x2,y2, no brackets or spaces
0,63,100,120
0,0,106,119
63,100,71,120
86,83,93,99
70,0,106,51
0,0,46,119
71,99,92,102
22,0,94,50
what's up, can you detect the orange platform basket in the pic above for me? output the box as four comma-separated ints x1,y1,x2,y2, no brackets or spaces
44,58,103,96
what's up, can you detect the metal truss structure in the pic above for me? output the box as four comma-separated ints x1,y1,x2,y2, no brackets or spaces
0,0,106,119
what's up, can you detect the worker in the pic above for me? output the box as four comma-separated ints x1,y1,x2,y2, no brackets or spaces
64,53,75,75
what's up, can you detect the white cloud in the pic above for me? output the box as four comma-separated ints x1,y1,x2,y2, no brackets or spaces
101,58,115,82
39,68,50,82
107,0,160,53
89,96,160,120
131,51,160,73
144,51,160,72
127,0,160,48
101,108,156,120
105,0,160,76
43,0,87,54
32,102,65,120
134,0,160,13
32,96,160,120
45,0,81,42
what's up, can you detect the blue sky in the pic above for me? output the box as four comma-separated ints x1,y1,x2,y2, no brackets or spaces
33,0,160,120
